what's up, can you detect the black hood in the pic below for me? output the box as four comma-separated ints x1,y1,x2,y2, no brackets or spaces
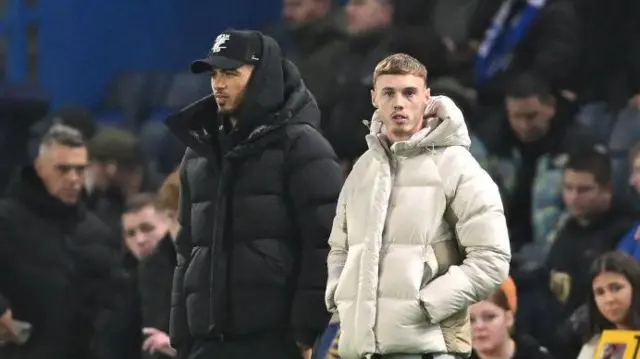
165,32,320,156
5,165,85,221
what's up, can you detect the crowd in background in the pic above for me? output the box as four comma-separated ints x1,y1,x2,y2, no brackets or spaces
1,0,640,358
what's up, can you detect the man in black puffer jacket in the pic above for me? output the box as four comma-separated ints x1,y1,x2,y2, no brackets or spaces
0,124,125,359
165,29,343,359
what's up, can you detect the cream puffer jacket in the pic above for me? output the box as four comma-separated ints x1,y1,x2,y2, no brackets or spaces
325,96,511,359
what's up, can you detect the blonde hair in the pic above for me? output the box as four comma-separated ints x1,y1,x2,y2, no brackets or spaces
156,167,181,213
373,53,428,86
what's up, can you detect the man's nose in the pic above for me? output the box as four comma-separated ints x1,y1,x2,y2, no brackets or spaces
66,171,82,185
391,96,405,109
135,233,148,245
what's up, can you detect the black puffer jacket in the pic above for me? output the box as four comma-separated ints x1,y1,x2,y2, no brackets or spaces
166,33,343,354
0,166,121,359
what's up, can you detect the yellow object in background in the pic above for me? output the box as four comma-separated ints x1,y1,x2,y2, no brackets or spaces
594,330,640,359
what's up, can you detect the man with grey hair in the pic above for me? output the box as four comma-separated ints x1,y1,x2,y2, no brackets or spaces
0,124,122,359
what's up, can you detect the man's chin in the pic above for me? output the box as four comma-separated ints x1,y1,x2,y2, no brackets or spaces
217,105,234,115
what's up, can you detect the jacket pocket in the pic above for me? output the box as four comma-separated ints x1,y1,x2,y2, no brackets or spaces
421,246,438,289
236,240,292,286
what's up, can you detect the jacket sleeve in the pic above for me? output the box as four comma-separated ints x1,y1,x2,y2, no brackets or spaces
287,127,343,347
420,146,511,323
169,158,193,355
325,178,350,314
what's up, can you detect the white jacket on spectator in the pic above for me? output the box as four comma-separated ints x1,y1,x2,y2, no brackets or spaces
325,96,511,358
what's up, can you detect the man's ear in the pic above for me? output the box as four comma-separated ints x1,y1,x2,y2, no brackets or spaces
105,161,118,178
34,155,43,176
371,89,378,108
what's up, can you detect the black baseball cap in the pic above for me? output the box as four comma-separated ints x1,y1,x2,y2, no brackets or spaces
191,29,262,73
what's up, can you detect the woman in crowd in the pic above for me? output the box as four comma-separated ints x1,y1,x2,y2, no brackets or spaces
470,277,554,359
577,251,640,359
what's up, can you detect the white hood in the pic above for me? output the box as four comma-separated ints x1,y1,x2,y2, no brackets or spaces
366,95,471,150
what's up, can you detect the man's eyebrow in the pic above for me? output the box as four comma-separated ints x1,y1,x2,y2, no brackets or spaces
382,86,418,91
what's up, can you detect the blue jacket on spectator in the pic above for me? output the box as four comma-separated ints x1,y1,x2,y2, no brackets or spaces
618,223,640,260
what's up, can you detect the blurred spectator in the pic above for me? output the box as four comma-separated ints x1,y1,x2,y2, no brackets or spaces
471,73,595,250
567,0,640,109
387,0,450,80
139,169,181,359
519,149,635,350
468,0,579,107
103,193,174,359
28,105,99,159
321,0,394,169
85,127,164,245
387,0,481,118
275,0,347,107
122,194,170,261
0,124,121,359
616,142,640,259
470,277,553,359
551,304,589,359
121,193,176,359
577,252,640,359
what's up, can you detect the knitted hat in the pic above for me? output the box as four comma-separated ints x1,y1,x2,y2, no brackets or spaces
500,276,518,314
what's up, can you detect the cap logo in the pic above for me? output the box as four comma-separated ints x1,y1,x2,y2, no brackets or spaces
212,34,230,53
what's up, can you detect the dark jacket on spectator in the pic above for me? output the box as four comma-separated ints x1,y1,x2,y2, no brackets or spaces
284,9,347,113
551,304,588,359
165,33,343,358
97,252,143,359
321,29,391,163
470,335,554,359
471,98,595,250
469,0,579,106
84,165,164,251
545,203,635,314
515,203,635,349
138,235,176,359
569,0,640,106
0,166,120,359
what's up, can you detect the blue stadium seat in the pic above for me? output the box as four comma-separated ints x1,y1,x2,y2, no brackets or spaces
95,72,150,129
146,72,210,123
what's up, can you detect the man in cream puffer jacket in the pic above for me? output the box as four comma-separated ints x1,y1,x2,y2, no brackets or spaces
325,53,511,359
